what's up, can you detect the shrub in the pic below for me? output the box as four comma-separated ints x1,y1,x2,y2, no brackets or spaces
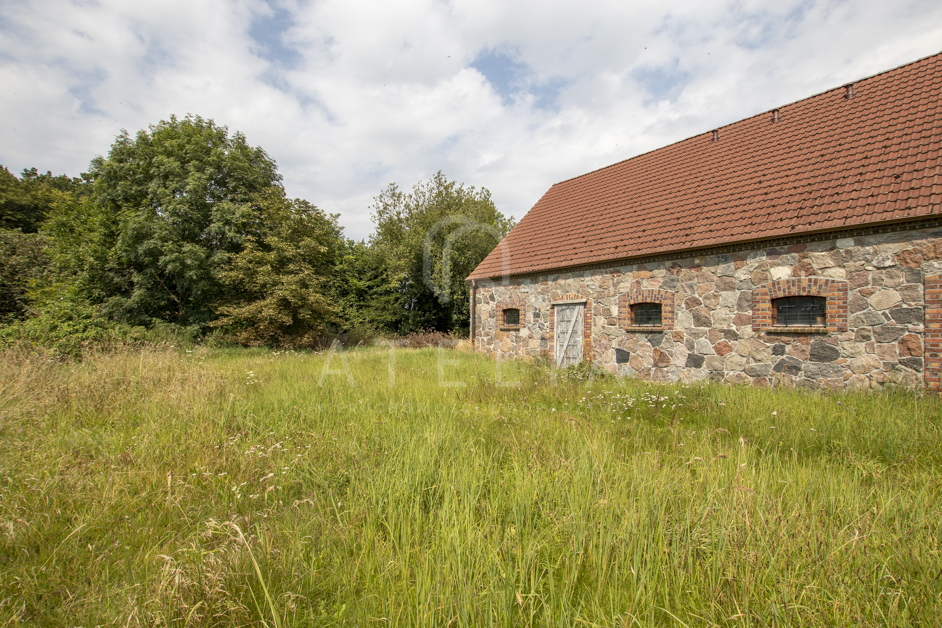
0,229,51,324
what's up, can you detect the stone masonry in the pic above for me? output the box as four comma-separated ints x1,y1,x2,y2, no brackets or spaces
473,225,942,390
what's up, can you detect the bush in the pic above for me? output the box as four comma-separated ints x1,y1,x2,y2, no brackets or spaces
396,329,461,348
0,298,201,358
0,229,51,324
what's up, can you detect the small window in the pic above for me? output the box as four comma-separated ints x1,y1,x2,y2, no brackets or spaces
631,303,662,327
773,296,826,327
503,308,520,326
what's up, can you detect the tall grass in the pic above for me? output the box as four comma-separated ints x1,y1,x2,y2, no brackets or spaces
1,344,940,626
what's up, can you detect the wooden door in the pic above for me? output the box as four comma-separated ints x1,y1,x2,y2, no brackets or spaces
555,304,584,368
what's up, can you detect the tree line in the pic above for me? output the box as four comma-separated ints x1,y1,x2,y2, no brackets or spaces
0,115,513,351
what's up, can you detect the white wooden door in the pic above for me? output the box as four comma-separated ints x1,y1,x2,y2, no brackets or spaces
555,304,584,368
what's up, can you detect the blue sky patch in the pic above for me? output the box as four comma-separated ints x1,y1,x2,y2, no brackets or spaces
731,1,815,50
140,36,175,72
63,64,108,116
249,3,301,67
471,48,566,109
529,76,568,110
471,49,528,101
68,84,108,116
631,60,691,104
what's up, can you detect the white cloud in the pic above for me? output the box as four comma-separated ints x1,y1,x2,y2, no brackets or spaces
2,0,941,239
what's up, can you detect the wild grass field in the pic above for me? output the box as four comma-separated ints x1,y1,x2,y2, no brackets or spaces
1,343,941,627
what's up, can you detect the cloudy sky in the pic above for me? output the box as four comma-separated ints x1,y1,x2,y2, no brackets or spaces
2,0,941,239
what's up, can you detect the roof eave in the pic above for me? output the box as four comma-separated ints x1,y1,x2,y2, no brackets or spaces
467,212,942,282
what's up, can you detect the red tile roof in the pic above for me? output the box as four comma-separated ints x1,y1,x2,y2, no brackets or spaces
468,52,942,280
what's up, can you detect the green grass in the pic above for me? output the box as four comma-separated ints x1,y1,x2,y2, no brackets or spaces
1,343,940,626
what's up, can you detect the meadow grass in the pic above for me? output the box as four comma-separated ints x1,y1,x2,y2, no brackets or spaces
1,343,940,627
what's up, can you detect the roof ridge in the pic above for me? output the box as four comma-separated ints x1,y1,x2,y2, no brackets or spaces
552,50,942,188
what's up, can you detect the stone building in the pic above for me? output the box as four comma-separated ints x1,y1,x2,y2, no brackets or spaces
466,53,942,390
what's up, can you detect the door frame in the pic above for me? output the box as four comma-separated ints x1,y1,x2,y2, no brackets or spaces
552,298,588,368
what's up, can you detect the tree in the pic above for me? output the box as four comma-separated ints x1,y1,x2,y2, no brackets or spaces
62,115,282,327
0,166,88,233
328,239,402,335
0,166,87,325
213,188,343,346
369,172,514,334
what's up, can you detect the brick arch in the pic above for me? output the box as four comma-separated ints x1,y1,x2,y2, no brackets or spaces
496,298,526,330
926,274,942,390
752,277,848,332
618,286,675,330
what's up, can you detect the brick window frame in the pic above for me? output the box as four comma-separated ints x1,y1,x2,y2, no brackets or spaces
548,294,593,362
926,274,942,391
618,288,675,331
752,278,848,333
497,298,526,330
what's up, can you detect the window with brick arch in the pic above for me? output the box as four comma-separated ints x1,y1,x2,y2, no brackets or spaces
619,289,675,331
752,278,848,333
773,296,826,327
631,303,662,327
503,308,520,326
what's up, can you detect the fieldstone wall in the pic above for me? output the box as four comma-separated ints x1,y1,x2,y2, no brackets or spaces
473,225,942,390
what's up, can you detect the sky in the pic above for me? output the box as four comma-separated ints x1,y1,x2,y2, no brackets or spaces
2,0,941,240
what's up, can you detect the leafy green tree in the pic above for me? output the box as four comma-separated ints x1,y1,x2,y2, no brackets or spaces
11,190,143,352
62,114,282,327
19,167,88,190
328,239,402,336
0,165,88,325
0,166,88,233
41,191,116,308
369,172,513,334
213,188,342,346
